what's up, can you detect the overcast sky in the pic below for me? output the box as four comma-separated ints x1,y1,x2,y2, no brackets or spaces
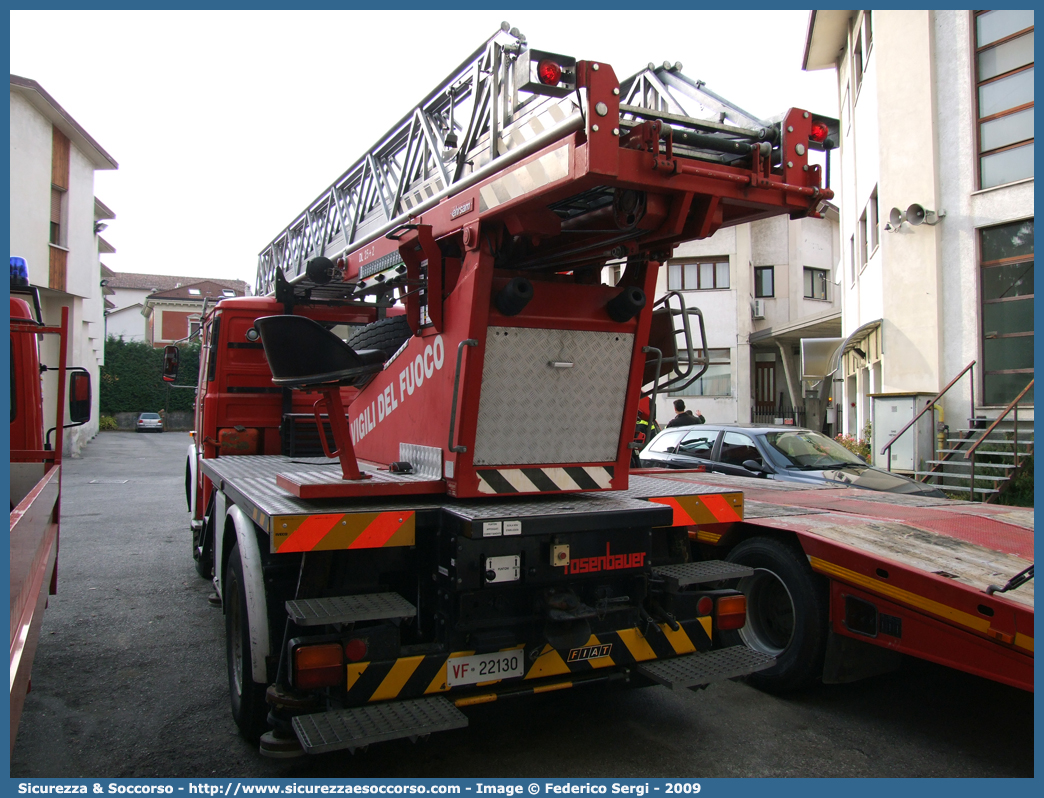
10,10,837,292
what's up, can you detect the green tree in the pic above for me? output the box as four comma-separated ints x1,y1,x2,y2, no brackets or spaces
100,337,201,414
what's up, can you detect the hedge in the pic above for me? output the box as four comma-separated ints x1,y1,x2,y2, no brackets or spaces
100,336,201,414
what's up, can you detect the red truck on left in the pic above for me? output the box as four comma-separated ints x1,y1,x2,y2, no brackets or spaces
9,257,92,751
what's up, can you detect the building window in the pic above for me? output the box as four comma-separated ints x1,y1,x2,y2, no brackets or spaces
852,27,864,97
849,235,856,286
50,187,64,246
189,317,202,337
975,10,1034,189
754,266,774,298
804,267,829,300
671,348,731,397
868,187,879,254
858,208,869,271
222,289,236,297
980,218,1033,405
667,259,730,291
187,288,201,296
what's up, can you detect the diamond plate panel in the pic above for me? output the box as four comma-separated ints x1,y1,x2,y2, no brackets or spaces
400,443,443,480
286,593,417,626
651,561,754,589
293,697,468,755
473,327,634,465
637,646,775,689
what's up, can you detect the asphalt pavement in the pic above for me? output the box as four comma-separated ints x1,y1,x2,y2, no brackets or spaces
10,432,1034,778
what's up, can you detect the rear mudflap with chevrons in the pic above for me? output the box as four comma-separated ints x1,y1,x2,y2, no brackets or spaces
341,618,713,706
476,465,614,494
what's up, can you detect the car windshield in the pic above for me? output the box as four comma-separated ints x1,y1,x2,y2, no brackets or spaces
760,430,866,469
141,413,160,419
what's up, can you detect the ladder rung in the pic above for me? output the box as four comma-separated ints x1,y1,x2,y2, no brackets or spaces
286,593,417,626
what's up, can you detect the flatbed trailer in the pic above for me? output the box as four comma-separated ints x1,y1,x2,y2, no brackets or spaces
638,468,1034,692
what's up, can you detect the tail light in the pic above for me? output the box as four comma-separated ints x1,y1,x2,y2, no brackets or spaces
696,596,714,616
715,593,747,631
344,638,368,662
292,642,344,690
809,121,830,143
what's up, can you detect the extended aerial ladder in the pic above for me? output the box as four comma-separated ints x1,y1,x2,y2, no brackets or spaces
258,24,831,297
249,23,834,503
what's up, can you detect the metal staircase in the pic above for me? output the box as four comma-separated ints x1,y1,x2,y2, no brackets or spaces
887,370,1034,502
922,379,1033,501
255,22,804,296
920,422,1034,500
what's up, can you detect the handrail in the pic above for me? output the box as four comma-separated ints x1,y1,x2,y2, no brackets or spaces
964,378,1033,503
965,379,1033,460
880,360,976,470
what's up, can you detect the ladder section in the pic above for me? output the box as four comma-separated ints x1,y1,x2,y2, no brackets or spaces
256,24,821,296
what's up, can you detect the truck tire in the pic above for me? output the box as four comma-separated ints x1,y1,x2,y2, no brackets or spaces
185,458,192,513
347,315,412,359
724,537,828,694
225,543,269,741
192,493,213,580
192,534,211,580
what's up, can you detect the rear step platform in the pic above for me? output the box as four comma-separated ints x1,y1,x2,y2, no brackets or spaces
286,592,417,626
651,560,753,591
637,646,775,689
292,696,468,755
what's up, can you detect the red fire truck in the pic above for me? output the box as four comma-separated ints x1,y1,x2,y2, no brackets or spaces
9,259,92,750
173,26,839,757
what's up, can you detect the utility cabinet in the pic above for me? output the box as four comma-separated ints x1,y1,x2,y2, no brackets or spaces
870,393,936,472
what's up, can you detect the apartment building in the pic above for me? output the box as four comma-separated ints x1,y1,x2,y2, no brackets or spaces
10,75,118,454
804,10,1033,448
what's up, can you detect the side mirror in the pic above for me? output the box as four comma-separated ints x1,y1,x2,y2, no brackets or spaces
742,459,768,474
68,371,92,424
162,345,180,383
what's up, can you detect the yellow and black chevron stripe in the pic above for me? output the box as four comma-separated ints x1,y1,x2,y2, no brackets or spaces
342,617,713,705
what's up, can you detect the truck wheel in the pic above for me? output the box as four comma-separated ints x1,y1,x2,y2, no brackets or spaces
185,458,193,513
724,537,827,694
347,315,412,358
225,543,269,740
192,528,211,579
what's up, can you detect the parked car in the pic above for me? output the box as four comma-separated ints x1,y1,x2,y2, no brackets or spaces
136,412,164,433
639,423,946,497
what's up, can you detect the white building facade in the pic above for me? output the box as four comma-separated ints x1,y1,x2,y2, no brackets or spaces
616,208,840,433
804,10,1034,450
10,76,118,454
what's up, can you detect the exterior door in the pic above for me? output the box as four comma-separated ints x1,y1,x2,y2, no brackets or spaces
755,361,776,412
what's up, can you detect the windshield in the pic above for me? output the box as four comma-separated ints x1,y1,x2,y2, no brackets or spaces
141,413,161,419
761,430,867,469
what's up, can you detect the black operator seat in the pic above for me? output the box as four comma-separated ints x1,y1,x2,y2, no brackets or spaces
253,315,386,390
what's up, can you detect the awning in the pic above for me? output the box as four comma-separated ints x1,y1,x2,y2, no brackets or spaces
827,319,883,375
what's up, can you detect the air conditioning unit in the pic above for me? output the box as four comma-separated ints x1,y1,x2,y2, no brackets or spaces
752,299,765,320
